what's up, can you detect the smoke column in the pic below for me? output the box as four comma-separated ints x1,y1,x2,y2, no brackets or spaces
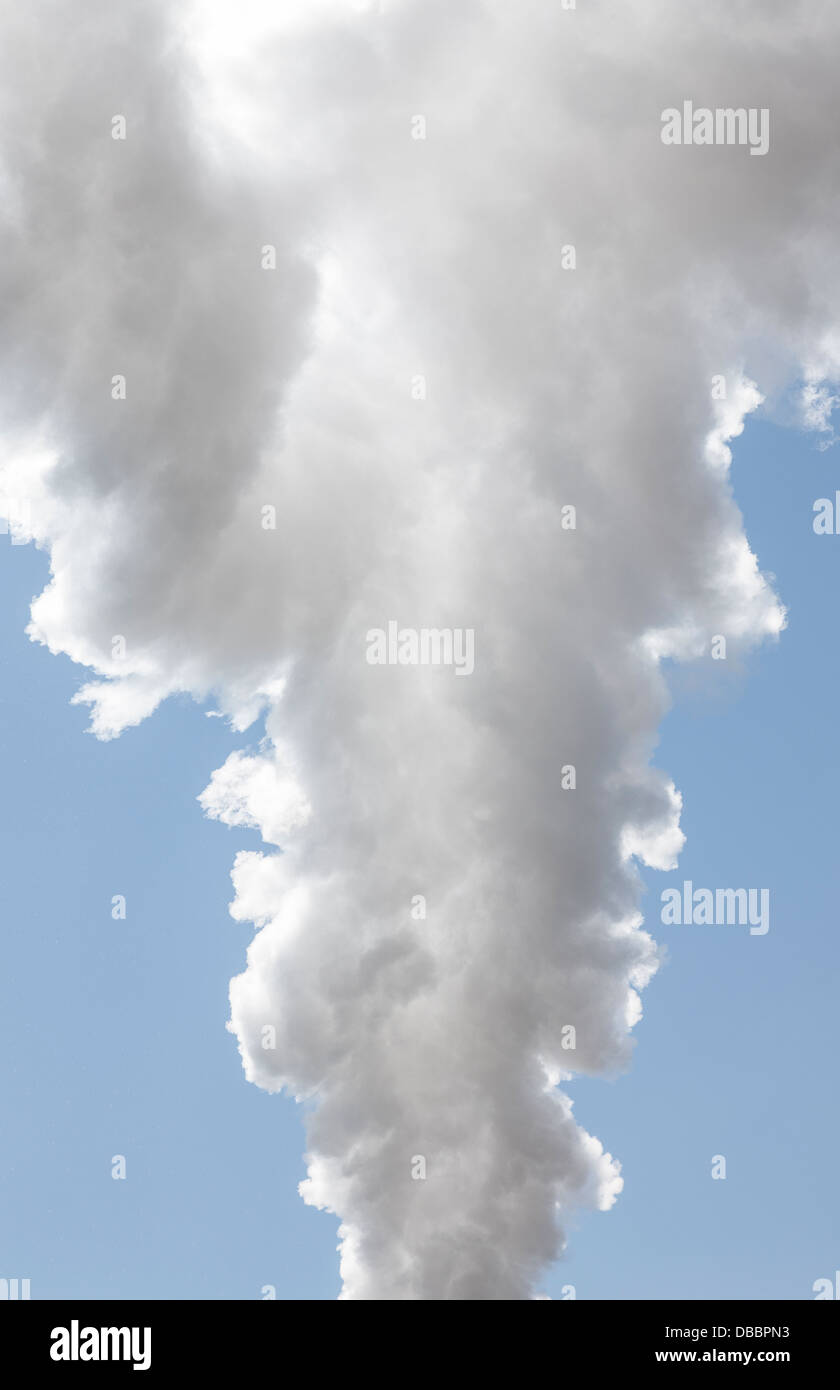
2,0,839,1297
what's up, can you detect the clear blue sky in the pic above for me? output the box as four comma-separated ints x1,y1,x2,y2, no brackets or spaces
1,414,837,1300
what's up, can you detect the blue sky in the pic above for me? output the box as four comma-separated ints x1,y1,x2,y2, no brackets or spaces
550,414,840,1300
0,550,341,1299
1,413,837,1300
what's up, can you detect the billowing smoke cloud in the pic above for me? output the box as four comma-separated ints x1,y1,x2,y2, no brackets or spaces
1,0,837,1298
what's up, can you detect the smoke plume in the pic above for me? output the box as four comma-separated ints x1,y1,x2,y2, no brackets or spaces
2,0,838,1297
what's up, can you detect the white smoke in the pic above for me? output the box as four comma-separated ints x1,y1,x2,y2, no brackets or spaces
1,0,837,1297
